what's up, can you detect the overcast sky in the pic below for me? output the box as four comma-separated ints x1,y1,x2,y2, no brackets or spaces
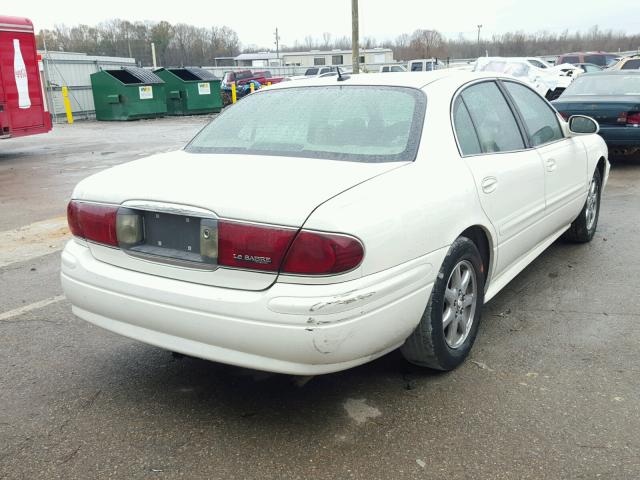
8,0,640,48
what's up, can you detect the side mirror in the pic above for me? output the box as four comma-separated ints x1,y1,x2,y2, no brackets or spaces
568,115,599,135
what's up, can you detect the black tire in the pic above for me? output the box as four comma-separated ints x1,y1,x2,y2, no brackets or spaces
401,237,485,371
563,168,602,243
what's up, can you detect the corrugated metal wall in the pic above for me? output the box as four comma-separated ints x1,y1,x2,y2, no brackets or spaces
40,51,136,122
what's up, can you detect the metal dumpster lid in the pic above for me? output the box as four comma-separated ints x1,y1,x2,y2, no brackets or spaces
183,67,218,80
122,67,164,84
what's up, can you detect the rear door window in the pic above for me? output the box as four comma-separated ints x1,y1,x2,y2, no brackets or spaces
410,62,423,72
460,82,525,153
503,82,563,146
452,97,481,156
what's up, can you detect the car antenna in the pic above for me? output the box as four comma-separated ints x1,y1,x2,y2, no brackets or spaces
337,66,350,82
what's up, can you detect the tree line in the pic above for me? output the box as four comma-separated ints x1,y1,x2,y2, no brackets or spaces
37,20,640,67
37,20,240,66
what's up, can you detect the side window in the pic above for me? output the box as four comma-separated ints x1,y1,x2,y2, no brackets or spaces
460,82,525,153
452,97,481,156
410,62,423,72
503,81,563,146
622,59,640,70
560,55,580,64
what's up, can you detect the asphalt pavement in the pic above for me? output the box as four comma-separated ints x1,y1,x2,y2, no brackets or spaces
0,118,638,479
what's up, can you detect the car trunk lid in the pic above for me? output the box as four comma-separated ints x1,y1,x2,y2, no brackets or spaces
73,150,406,290
553,95,640,125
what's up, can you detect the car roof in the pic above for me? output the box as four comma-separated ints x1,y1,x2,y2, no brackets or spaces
577,70,640,76
268,70,506,91
560,52,613,55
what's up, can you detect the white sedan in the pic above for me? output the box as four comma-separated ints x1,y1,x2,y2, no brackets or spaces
61,71,609,375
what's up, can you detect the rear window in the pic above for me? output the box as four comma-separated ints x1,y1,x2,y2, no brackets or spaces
304,68,319,75
187,86,426,163
622,59,640,70
562,74,640,96
410,62,423,71
584,54,617,67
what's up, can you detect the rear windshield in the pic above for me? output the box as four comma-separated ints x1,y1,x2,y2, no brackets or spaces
186,86,426,163
584,54,617,67
562,74,640,96
305,68,319,75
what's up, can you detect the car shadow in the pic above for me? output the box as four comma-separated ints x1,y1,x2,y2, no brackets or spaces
77,338,452,433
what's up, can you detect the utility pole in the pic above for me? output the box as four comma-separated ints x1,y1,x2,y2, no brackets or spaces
352,0,359,74
274,27,280,64
477,24,483,58
151,42,157,68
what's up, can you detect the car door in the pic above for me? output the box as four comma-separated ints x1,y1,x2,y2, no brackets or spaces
502,80,588,233
454,81,547,276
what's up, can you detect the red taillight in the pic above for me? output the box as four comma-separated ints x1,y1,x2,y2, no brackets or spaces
217,220,364,275
217,220,297,272
67,200,118,246
626,112,640,125
282,231,364,275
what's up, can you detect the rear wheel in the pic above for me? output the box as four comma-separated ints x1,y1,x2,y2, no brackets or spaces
401,237,485,371
564,168,602,243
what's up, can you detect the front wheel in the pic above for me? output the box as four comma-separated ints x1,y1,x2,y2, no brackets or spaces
564,168,602,243
401,237,485,371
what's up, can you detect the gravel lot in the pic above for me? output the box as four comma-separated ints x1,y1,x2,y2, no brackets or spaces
1,118,638,479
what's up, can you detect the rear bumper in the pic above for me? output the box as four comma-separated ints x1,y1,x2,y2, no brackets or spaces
598,126,640,147
61,240,440,375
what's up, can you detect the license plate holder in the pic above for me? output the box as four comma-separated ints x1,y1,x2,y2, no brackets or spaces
125,211,218,268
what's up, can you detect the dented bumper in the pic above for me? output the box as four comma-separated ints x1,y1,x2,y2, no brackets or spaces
61,240,442,375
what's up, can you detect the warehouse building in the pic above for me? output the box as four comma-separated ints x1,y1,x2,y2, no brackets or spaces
233,48,394,68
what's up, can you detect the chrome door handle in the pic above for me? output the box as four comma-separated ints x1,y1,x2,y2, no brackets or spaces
545,158,557,171
481,176,498,194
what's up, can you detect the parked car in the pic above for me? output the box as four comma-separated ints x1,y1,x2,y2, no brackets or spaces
408,58,445,72
557,52,618,68
221,70,284,89
524,57,551,69
608,55,640,71
289,66,338,81
61,71,608,375
473,57,581,100
318,69,352,78
220,70,285,105
380,64,407,73
575,63,604,74
552,71,640,159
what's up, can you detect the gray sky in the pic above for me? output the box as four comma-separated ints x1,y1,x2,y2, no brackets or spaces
8,0,640,48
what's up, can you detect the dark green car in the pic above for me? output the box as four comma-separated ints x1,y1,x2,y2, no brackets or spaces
552,71,640,159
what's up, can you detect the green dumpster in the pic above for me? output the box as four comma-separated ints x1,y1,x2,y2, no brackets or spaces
153,67,222,115
90,67,167,121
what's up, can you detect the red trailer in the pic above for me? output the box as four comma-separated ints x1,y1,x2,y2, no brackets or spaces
0,15,51,139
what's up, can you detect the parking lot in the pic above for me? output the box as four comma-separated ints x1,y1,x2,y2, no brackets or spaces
1,117,639,479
